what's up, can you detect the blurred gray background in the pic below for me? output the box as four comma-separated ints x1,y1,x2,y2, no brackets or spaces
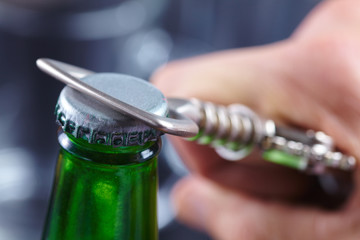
0,0,321,239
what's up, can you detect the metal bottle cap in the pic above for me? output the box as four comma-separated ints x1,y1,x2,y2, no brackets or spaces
55,73,168,147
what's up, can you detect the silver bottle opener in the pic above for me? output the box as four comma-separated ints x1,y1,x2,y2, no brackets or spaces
37,58,356,174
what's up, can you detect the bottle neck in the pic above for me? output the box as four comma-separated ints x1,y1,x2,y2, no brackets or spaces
57,130,162,165
43,130,160,240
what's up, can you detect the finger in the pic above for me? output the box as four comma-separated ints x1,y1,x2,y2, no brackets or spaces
172,176,349,240
151,43,293,119
171,137,314,200
151,42,327,127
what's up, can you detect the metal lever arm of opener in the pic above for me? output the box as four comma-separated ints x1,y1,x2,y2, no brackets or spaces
36,58,356,175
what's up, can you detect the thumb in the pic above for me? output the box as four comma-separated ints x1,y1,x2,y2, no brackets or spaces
151,40,328,136
151,43,291,117
172,177,252,239
172,176,350,240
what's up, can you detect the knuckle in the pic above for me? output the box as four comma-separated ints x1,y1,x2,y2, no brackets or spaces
305,36,358,65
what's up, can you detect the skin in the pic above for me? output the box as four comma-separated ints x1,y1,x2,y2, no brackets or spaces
151,0,360,239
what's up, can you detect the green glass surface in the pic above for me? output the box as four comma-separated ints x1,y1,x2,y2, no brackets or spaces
42,132,159,240
187,129,203,142
263,149,307,170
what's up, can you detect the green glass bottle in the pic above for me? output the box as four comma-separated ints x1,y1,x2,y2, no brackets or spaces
42,73,168,240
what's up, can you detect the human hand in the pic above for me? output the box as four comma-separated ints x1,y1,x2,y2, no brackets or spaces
152,0,360,239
